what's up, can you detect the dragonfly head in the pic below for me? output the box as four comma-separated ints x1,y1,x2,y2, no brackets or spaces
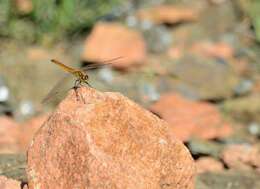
83,74,89,81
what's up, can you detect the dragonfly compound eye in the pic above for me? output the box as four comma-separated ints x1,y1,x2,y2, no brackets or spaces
83,75,89,80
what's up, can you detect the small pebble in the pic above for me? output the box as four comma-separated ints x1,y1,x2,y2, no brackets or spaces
19,100,35,116
0,86,9,102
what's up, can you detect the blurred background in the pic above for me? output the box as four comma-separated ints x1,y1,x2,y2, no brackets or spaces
1,0,260,188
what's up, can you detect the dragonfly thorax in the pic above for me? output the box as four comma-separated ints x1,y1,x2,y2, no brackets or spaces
73,71,84,79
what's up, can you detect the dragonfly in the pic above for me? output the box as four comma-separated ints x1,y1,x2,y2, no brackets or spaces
50,59,92,87
42,57,122,104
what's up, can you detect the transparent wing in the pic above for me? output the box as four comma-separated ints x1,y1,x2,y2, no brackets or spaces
81,56,123,72
41,73,72,104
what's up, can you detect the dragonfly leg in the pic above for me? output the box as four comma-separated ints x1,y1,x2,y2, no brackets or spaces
73,79,87,104
84,80,92,88
74,79,80,88
72,79,81,102
73,86,80,102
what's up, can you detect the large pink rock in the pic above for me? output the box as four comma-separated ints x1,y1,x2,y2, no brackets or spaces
27,87,195,189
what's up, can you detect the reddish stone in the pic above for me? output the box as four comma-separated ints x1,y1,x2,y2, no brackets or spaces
137,5,198,24
0,116,20,153
190,41,234,59
18,114,48,152
27,87,195,189
150,93,233,141
82,22,147,69
0,176,21,189
195,157,224,174
15,0,33,14
221,144,260,170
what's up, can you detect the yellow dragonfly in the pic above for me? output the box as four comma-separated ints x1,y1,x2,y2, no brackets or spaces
42,57,121,104
50,59,92,87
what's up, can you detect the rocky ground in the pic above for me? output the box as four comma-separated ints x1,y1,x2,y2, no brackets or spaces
0,0,260,189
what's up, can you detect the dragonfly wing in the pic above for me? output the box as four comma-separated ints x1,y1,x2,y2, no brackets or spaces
41,73,72,104
81,56,123,72
81,63,112,72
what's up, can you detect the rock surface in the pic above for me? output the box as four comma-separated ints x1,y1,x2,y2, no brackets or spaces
190,41,234,59
137,5,198,24
221,94,260,123
82,22,147,69
196,170,260,189
221,144,260,170
170,55,240,100
18,114,48,152
0,176,21,189
0,154,27,183
195,157,224,174
188,139,225,159
150,94,233,141
0,116,20,153
27,87,195,189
